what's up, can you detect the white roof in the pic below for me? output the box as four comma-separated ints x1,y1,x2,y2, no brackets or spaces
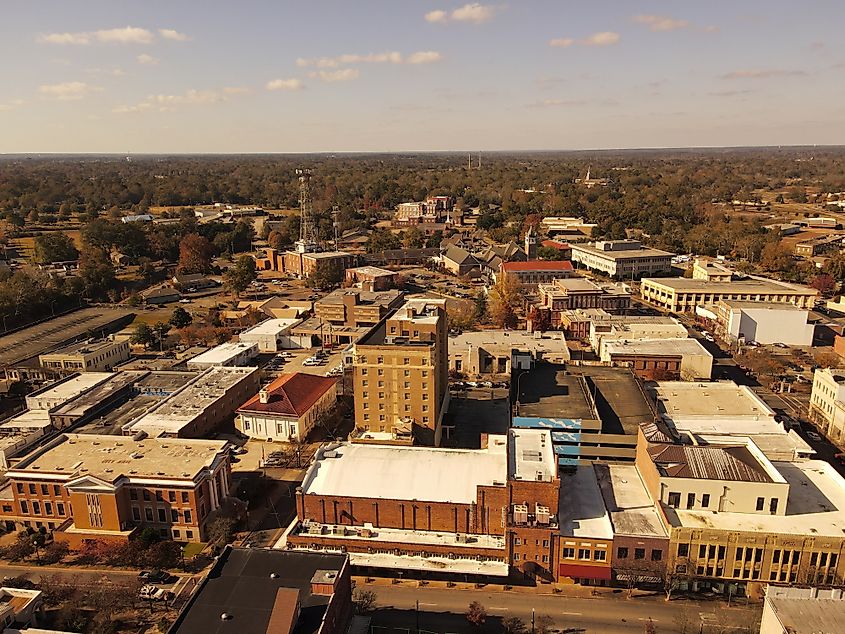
605,338,712,357
26,372,114,408
509,429,556,482
187,341,258,366
671,460,845,537
0,410,51,431
596,464,668,538
653,381,776,421
302,438,508,504
239,318,302,336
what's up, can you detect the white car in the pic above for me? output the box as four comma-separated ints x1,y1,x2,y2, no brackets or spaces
140,585,173,602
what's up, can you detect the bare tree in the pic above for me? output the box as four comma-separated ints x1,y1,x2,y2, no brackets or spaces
466,601,487,626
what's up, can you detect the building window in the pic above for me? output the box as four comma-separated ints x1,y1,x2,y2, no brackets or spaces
19,500,28,514
181,492,189,503
186,530,194,539
514,538,521,545
32,501,40,515
168,491,176,503
667,492,681,508
699,545,707,558
57,502,65,516
651,550,662,562
687,493,695,509
130,489,137,501
15,484,23,494
513,554,521,562
770,498,779,514
40,484,48,495
155,491,163,502
756,497,765,511
617,547,629,559
594,550,606,561
145,508,154,521
171,509,179,522
184,510,192,523
132,507,141,521
578,548,591,560
143,490,150,501
173,529,180,539
634,548,645,560
28,484,36,495
701,494,710,508
45,502,52,515
543,539,549,547
562,547,575,559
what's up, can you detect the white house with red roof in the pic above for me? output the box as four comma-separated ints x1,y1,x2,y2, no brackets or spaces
236,373,338,442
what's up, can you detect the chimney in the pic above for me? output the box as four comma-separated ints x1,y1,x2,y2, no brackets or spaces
310,569,339,597
259,389,269,404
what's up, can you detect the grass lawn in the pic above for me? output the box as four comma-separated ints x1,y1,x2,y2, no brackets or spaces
182,542,207,558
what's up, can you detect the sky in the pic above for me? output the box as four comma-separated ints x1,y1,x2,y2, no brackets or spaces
0,0,843,153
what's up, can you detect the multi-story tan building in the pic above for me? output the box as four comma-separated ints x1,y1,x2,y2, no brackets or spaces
0,434,231,546
809,368,845,442
314,289,404,328
538,278,631,327
570,240,675,279
39,339,130,374
352,299,448,445
640,277,819,313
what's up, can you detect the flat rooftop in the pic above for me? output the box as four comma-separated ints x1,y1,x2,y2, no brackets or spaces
450,330,570,359
348,266,395,277
594,463,668,538
9,433,227,483
670,460,845,538
39,338,124,358
133,370,198,394
719,299,806,312
516,366,599,422
648,441,782,483
26,372,114,408
0,409,51,432
580,366,655,433
509,429,556,482
301,437,508,504
642,276,818,295
124,366,257,435
316,288,403,307
188,342,257,366
764,587,845,634
0,307,134,368
239,318,301,336
651,381,776,420
49,372,138,418
572,243,674,260
169,547,346,634
604,338,712,357
558,465,613,540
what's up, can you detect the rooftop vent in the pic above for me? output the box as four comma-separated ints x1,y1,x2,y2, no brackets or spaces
220,613,233,621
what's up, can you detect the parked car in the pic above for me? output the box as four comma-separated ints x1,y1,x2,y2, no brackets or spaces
807,431,822,442
139,569,174,584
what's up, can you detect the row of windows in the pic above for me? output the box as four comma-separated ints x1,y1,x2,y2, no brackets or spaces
513,553,550,563
360,356,430,366
131,506,195,524
361,380,429,389
561,547,607,562
513,537,550,547
19,500,67,516
617,547,662,561
667,492,778,514
129,488,195,503
360,368,429,377
362,402,429,412
16,483,62,496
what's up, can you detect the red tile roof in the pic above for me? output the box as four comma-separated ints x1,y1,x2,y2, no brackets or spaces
541,239,571,250
501,260,574,272
238,372,337,417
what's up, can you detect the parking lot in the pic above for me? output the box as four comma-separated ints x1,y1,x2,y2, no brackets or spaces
400,266,482,299
259,347,344,377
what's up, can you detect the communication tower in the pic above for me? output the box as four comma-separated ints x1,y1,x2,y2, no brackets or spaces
295,168,320,253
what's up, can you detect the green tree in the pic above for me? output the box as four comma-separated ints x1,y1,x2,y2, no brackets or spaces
402,226,425,249
130,323,155,349
224,255,258,296
366,227,400,253
169,306,193,329
536,245,566,261
306,265,343,289
32,233,79,264
152,321,171,350
77,245,117,300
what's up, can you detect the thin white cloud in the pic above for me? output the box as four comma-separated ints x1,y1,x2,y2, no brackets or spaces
0,99,25,112
406,51,442,65
550,32,620,48
296,50,441,68
137,54,159,65
223,86,250,95
266,78,304,91
309,69,360,82
94,27,154,44
633,15,690,32
38,81,101,101
425,10,448,23
426,3,498,24
159,28,191,41
722,69,808,79
38,26,167,45
39,32,91,45
114,88,230,114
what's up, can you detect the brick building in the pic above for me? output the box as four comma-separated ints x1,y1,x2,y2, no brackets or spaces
0,434,232,546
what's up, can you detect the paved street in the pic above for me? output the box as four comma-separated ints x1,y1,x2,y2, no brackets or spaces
367,585,761,634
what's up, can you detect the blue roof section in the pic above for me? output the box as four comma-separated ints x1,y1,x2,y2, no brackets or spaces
554,444,581,456
512,417,582,430
551,431,581,444
558,456,579,467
